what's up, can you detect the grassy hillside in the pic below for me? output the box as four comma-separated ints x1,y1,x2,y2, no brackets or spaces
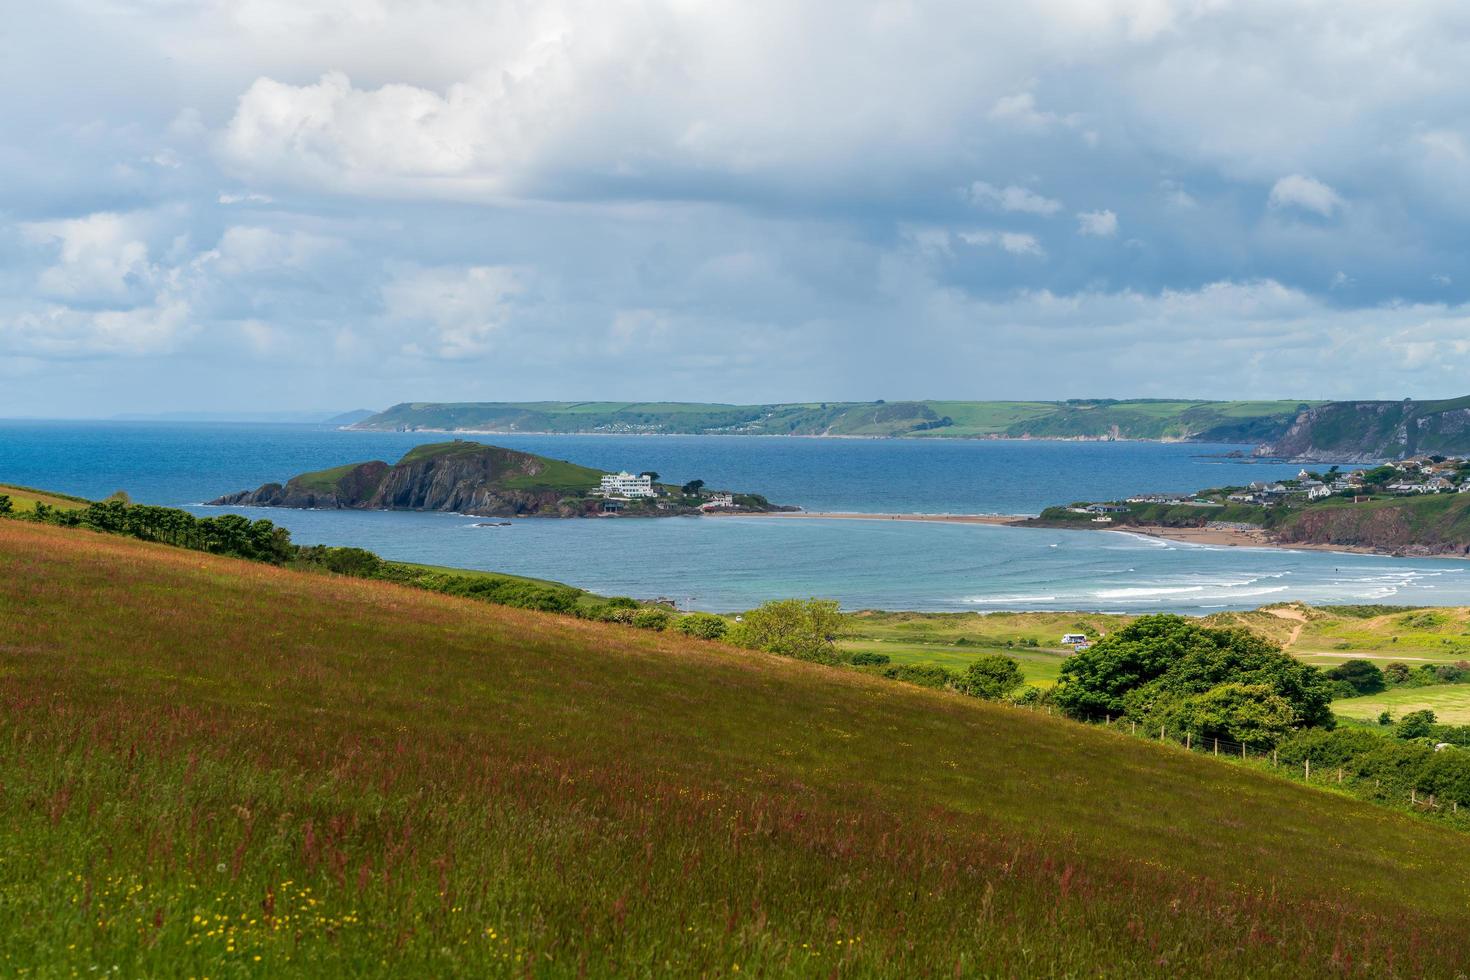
353,399,1319,441
0,482,91,514
3,522,1470,976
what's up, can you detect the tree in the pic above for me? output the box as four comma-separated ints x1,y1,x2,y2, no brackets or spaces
681,479,705,496
0,494,11,516
1396,709,1437,739
1054,614,1334,731
640,471,660,482
674,612,728,640
1383,662,1411,685
1325,659,1386,696
632,608,671,631
731,598,848,663
962,655,1024,700
1152,683,1297,748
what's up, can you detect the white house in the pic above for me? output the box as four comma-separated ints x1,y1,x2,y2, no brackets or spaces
1061,633,1089,645
1301,480,1331,500
599,472,656,498
700,492,736,511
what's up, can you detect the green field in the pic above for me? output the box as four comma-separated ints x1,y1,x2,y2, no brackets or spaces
1334,685,1470,725
841,610,1126,686
6,521,1470,975
0,482,90,514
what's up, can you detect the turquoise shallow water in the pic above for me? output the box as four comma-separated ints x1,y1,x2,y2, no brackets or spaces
3,420,1466,612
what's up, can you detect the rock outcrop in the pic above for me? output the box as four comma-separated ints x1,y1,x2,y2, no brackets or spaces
1260,398,1470,462
209,442,604,518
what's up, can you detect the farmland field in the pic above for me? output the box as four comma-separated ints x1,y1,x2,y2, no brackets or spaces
4,520,1470,976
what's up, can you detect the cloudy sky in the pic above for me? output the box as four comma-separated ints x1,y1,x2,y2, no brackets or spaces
4,1,1470,416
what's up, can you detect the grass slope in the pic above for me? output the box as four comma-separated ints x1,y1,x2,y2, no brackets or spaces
3,522,1469,976
0,482,90,514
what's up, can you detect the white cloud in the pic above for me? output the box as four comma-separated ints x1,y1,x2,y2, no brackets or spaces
1268,174,1345,217
218,191,273,205
964,181,1063,215
1076,209,1119,237
987,92,1080,132
201,226,341,276
380,264,527,358
21,212,159,303
957,230,1046,257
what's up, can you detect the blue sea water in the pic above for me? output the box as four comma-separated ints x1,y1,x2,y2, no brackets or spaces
4,419,1468,612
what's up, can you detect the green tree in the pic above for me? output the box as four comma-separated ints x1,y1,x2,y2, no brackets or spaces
731,598,848,663
632,608,671,631
1325,659,1386,696
1054,614,1334,731
961,655,1024,700
0,494,11,516
1153,683,1297,749
681,479,705,496
1396,709,1438,739
674,612,728,640
640,471,660,482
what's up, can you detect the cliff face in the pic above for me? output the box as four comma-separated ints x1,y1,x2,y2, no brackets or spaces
209,443,603,518
1261,398,1470,462
1273,496,1470,557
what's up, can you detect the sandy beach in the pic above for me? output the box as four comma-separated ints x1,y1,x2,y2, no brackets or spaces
714,511,1027,526
726,511,1464,560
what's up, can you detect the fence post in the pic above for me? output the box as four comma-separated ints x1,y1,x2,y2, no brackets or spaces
1185,732,1191,750
1304,758,1310,781
1160,724,1166,742
1241,742,1246,760
1411,788,1417,805
1131,720,1136,736
1213,738,1219,757
1337,768,1343,784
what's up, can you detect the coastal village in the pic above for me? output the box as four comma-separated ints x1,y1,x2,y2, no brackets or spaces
1065,455,1470,525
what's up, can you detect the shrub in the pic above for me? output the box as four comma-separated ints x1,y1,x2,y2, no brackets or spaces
961,655,1024,700
0,494,11,516
632,608,671,631
1384,662,1411,684
879,664,958,690
849,651,891,666
674,612,729,640
1396,709,1438,740
1324,660,1386,696
730,598,848,663
297,545,383,578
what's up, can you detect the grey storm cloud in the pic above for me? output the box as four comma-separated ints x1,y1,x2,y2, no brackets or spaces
2,0,1470,415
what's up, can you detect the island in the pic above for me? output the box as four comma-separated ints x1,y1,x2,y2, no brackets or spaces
208,440,793,518
1028,456,1470,556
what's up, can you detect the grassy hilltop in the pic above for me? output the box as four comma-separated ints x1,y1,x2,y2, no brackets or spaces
4,520,1470,976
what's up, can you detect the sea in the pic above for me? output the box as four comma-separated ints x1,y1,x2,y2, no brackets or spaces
5,419,1470,613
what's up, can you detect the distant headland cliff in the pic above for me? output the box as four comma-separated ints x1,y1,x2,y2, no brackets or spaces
344,397,1470,461
209,441,792,518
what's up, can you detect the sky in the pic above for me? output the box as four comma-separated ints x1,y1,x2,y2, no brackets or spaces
4,0,1470,417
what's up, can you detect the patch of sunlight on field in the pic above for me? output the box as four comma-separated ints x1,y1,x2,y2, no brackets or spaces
1333,685,1470,725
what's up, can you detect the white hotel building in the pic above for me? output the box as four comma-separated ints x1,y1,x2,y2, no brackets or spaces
599,472,656,498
